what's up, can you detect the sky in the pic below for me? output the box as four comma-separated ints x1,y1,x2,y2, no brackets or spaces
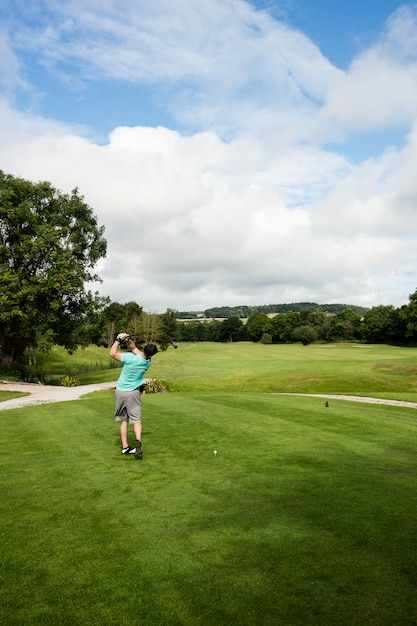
1,0,417,313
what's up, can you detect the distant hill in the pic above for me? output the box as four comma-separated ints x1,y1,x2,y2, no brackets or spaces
178,302,369,319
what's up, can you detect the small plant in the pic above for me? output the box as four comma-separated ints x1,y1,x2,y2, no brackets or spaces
59,374,79,387
144,378,167,393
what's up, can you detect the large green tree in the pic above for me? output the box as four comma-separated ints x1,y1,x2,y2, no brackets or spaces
0,170,107,366
325,309,362,342
159,309,180,348
291,325,318,345
246,312,272,342
93,301,143,348
362,305,404,344
218,316,246,342
400,288,417,343
270,311,300,343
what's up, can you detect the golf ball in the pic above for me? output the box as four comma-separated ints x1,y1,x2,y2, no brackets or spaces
213,450,217,456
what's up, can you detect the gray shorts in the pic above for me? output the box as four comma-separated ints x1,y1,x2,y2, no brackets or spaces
114,389,142,423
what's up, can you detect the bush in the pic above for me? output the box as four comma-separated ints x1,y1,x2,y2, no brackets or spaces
60,374,79,387
260,333,272,344
291,325,318,345
144,378,168,393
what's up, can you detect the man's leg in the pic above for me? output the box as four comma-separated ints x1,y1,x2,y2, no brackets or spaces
120,420,129,449
133,422,142,442
120,420,136,455
134,422,143,460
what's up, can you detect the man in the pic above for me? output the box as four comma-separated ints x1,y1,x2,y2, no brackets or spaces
109,334,158,460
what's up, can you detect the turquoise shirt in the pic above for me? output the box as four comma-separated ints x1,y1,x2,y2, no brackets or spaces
116,352,151,391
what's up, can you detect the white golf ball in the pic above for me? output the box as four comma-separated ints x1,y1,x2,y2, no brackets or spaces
213,450,217,455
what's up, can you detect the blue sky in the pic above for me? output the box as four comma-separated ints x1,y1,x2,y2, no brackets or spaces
276,0,404,67
4,0,407,142
1,0,417,311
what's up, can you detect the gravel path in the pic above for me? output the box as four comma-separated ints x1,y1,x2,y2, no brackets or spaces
0,381,116,411
1,382,417,411
282,393,417,409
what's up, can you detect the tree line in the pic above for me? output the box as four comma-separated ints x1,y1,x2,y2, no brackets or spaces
178,302,368,319
2,170,417,380
177,302,417,345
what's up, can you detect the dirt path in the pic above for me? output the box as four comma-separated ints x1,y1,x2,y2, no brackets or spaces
1,382,417,411
0,381,116,411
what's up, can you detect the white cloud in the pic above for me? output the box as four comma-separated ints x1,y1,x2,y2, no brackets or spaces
8,0,340,136
317,5,417,140
0,32,27,95
1,2,417,311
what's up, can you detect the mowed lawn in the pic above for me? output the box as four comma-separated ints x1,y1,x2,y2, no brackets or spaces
28,341,417,400
154,341,417,398
1,343,417,624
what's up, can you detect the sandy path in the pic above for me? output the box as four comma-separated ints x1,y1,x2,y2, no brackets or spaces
1,382,417,411
0,381,116,411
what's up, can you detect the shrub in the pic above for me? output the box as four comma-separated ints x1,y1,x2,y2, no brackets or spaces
144,378,168,393
60,374,79,387
291,325,318,345
260,333,272,344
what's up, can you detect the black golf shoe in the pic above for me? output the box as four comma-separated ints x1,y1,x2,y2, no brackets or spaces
135,439,142,460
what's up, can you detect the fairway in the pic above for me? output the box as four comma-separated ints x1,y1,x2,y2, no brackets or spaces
35,342,417,402
1,385,417,625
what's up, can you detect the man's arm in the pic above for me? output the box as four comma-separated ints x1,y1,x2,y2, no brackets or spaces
109,339,123,361
126,337,141,355
110,335,140,361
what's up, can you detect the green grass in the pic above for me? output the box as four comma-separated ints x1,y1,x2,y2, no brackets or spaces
146,342,417,400
36,341,417,400
1,342,417,624
25,344,122,384
36,344,113,374
1,390,417,624
0,390,29,402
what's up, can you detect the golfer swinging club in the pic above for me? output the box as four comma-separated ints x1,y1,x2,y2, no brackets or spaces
110,334,158,459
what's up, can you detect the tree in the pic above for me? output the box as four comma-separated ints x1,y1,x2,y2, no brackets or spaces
399,289,417,343
218,316,246,342
291,325,318,345
159,308,180,349
96,301,142,348
306,311,330,341
123,302,144,330
205,319,222,342
0,171,107,366
270,312,300,343
246,312,272,342
178,321,205,342
325,309,362,342
134,311,163,344
362,305,401,344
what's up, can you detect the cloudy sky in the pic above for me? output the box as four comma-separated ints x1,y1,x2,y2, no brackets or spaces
1,0,417,312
